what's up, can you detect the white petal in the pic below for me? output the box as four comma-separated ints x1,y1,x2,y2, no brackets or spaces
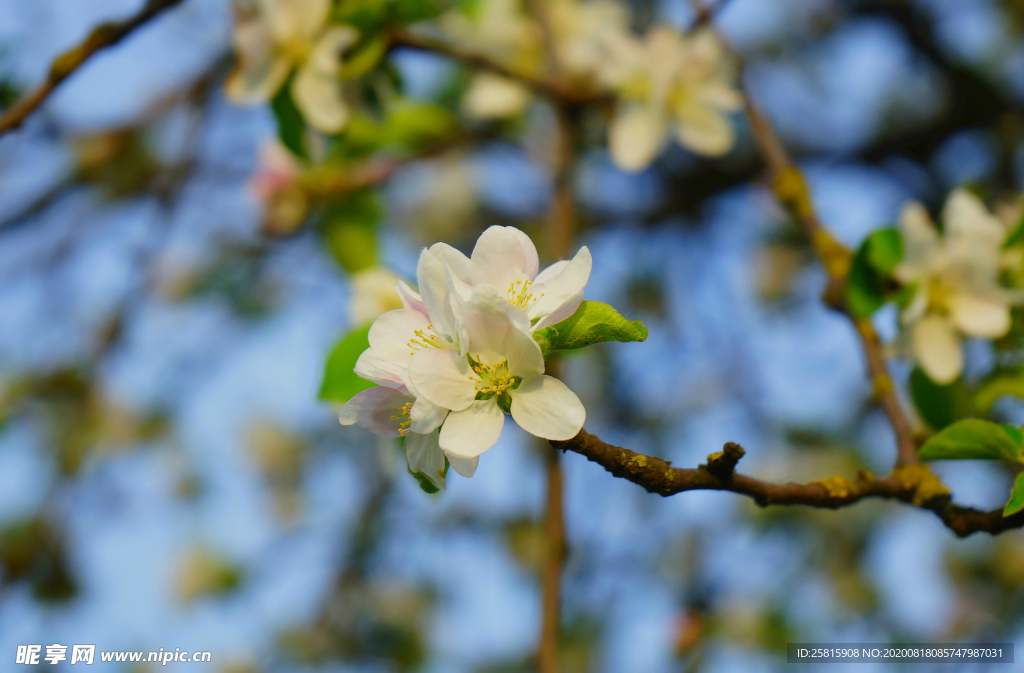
509,375,586,440
529,246,592,327
672,100,735,157
368,309,430,365
406,431,446,490
409,349,477,411
504,320,544,380
462,73,531,119
261,0,330,42
292,64,348,134
410,396,448,434
608,104,668,172
948,292,1011,338
912,315,963,385
471,226,540,289
460,285,514,363
396,280,428,315
354,348,405,389
446,453,479,478
439,400,505,458
895,201,939,283
225,52,291,104
416,243,471,341
338,386,412,437
534,260,569,286
943,189,1004,245
446,263,474,303
309,26,358,76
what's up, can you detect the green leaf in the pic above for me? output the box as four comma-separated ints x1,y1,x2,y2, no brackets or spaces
537,301,648,354
322,192,380,273
1004,212,1024,249
909,367,973,431
844,227,903,318
973,369,1024,414
1003,472,1024,516
270,82,307,158
919,418,1024,462
381,100,455,148
319,324,374,403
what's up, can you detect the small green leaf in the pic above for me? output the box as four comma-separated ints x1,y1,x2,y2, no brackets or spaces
909,367,972,431
1004,212,1024,249
539,301,648,354
844,227,902,318
919,418,1024,462
319,324,374,403
1003,472,1024,516
408,456,448,494
381,100,455,148
270,82,307,158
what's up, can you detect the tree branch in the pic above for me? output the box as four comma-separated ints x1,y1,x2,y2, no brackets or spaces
553,430,1024,538
742,93,919,467
0,0,186,138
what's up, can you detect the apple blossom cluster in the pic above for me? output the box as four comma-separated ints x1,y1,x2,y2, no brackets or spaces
893,189,1022,384
339,226,592,490
225,0,742,173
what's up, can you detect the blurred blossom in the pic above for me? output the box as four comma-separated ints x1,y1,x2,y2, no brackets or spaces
348,266,406,327
602,28,743,171
247,423,306,521
895,189,1019,383
225,0,356,134
248,139,307,235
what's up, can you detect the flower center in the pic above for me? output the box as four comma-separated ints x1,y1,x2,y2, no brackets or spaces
279,37,312,64
389,401,413,436
408,323,456,355
470,359,517,395
926,276,955,315
507,279,544,311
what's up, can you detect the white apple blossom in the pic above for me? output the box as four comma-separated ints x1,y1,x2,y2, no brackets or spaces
549,0,631,82
339,283,477,489
895,189,1019,384
416,225,592,340
409,285,586,458
225,0,356,134
602,27,742,171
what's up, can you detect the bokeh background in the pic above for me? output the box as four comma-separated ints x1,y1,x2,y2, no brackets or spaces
1,0,1024,671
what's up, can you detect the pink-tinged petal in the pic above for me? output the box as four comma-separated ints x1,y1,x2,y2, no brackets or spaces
409,349,477,411
396,280,428,315
439,400,505,458
948,293,1011,338
405,430,446,490
471,226,538,288
509,375,585,440
446,453,479,478
609,104,668,172
368,309,430,365
529,246,591,326
338,387,412,437
354,348,405,389
410,397,448,434
912,315,963,385
504,321,544,380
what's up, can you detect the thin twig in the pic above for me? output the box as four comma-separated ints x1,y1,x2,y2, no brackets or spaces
553,430,1024,538
0,0,187,138
743,97,918,466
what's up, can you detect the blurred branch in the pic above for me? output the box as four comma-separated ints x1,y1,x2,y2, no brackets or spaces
553,430,1024,538
0,0,186,138
300,130,493,200
386,29,609,106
